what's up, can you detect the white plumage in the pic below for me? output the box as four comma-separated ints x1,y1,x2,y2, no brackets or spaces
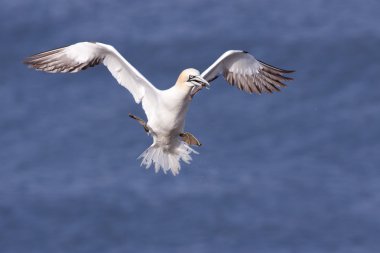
24,42,294,175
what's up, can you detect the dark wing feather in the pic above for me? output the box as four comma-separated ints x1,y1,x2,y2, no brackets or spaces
201,50,294,94
24,42,158,104
24,46,103,73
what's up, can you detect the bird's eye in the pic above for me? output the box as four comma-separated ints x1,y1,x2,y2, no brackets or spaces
187,75,195,82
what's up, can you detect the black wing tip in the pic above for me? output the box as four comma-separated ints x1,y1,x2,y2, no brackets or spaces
258,59,295,74
22,46,64,66
22,57,39,69
284,69,296,74
23,58,31,65
23,54,37,65
242,50,249,54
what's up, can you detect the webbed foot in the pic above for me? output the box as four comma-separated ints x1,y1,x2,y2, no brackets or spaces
179,132,202,146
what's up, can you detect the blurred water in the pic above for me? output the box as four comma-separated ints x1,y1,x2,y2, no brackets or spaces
1,0,380,252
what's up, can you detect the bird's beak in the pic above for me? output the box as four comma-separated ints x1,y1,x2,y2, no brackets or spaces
189,75,210,88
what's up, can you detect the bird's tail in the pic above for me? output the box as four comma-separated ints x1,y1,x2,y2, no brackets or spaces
138,141,198,175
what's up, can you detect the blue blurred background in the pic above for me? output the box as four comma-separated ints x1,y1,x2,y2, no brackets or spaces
1,0,380,252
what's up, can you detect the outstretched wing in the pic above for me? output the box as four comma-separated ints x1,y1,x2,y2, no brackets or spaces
201,50,294,94
24,42,159,104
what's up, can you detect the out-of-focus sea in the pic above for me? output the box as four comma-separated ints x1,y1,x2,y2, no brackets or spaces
0,0,379,252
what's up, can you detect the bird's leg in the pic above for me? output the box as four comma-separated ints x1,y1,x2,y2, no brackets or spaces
179,132,202,146
129,113,149,132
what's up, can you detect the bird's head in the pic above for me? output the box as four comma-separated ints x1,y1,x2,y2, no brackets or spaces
176,68,209,93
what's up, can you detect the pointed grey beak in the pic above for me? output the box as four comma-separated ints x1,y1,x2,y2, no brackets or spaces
189,75,210,88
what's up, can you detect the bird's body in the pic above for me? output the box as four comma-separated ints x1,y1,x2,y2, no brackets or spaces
24,42,294,175
138,74,197,174
147,77,191,137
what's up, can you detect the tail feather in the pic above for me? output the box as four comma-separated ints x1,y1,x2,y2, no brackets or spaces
138,142,198,175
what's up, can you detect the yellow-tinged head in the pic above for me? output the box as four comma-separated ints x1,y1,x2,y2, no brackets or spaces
175,68,209,90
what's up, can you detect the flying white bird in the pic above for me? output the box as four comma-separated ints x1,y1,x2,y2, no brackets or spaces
24,42,294,175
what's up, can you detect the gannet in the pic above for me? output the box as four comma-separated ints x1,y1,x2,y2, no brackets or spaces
24,42,294,175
